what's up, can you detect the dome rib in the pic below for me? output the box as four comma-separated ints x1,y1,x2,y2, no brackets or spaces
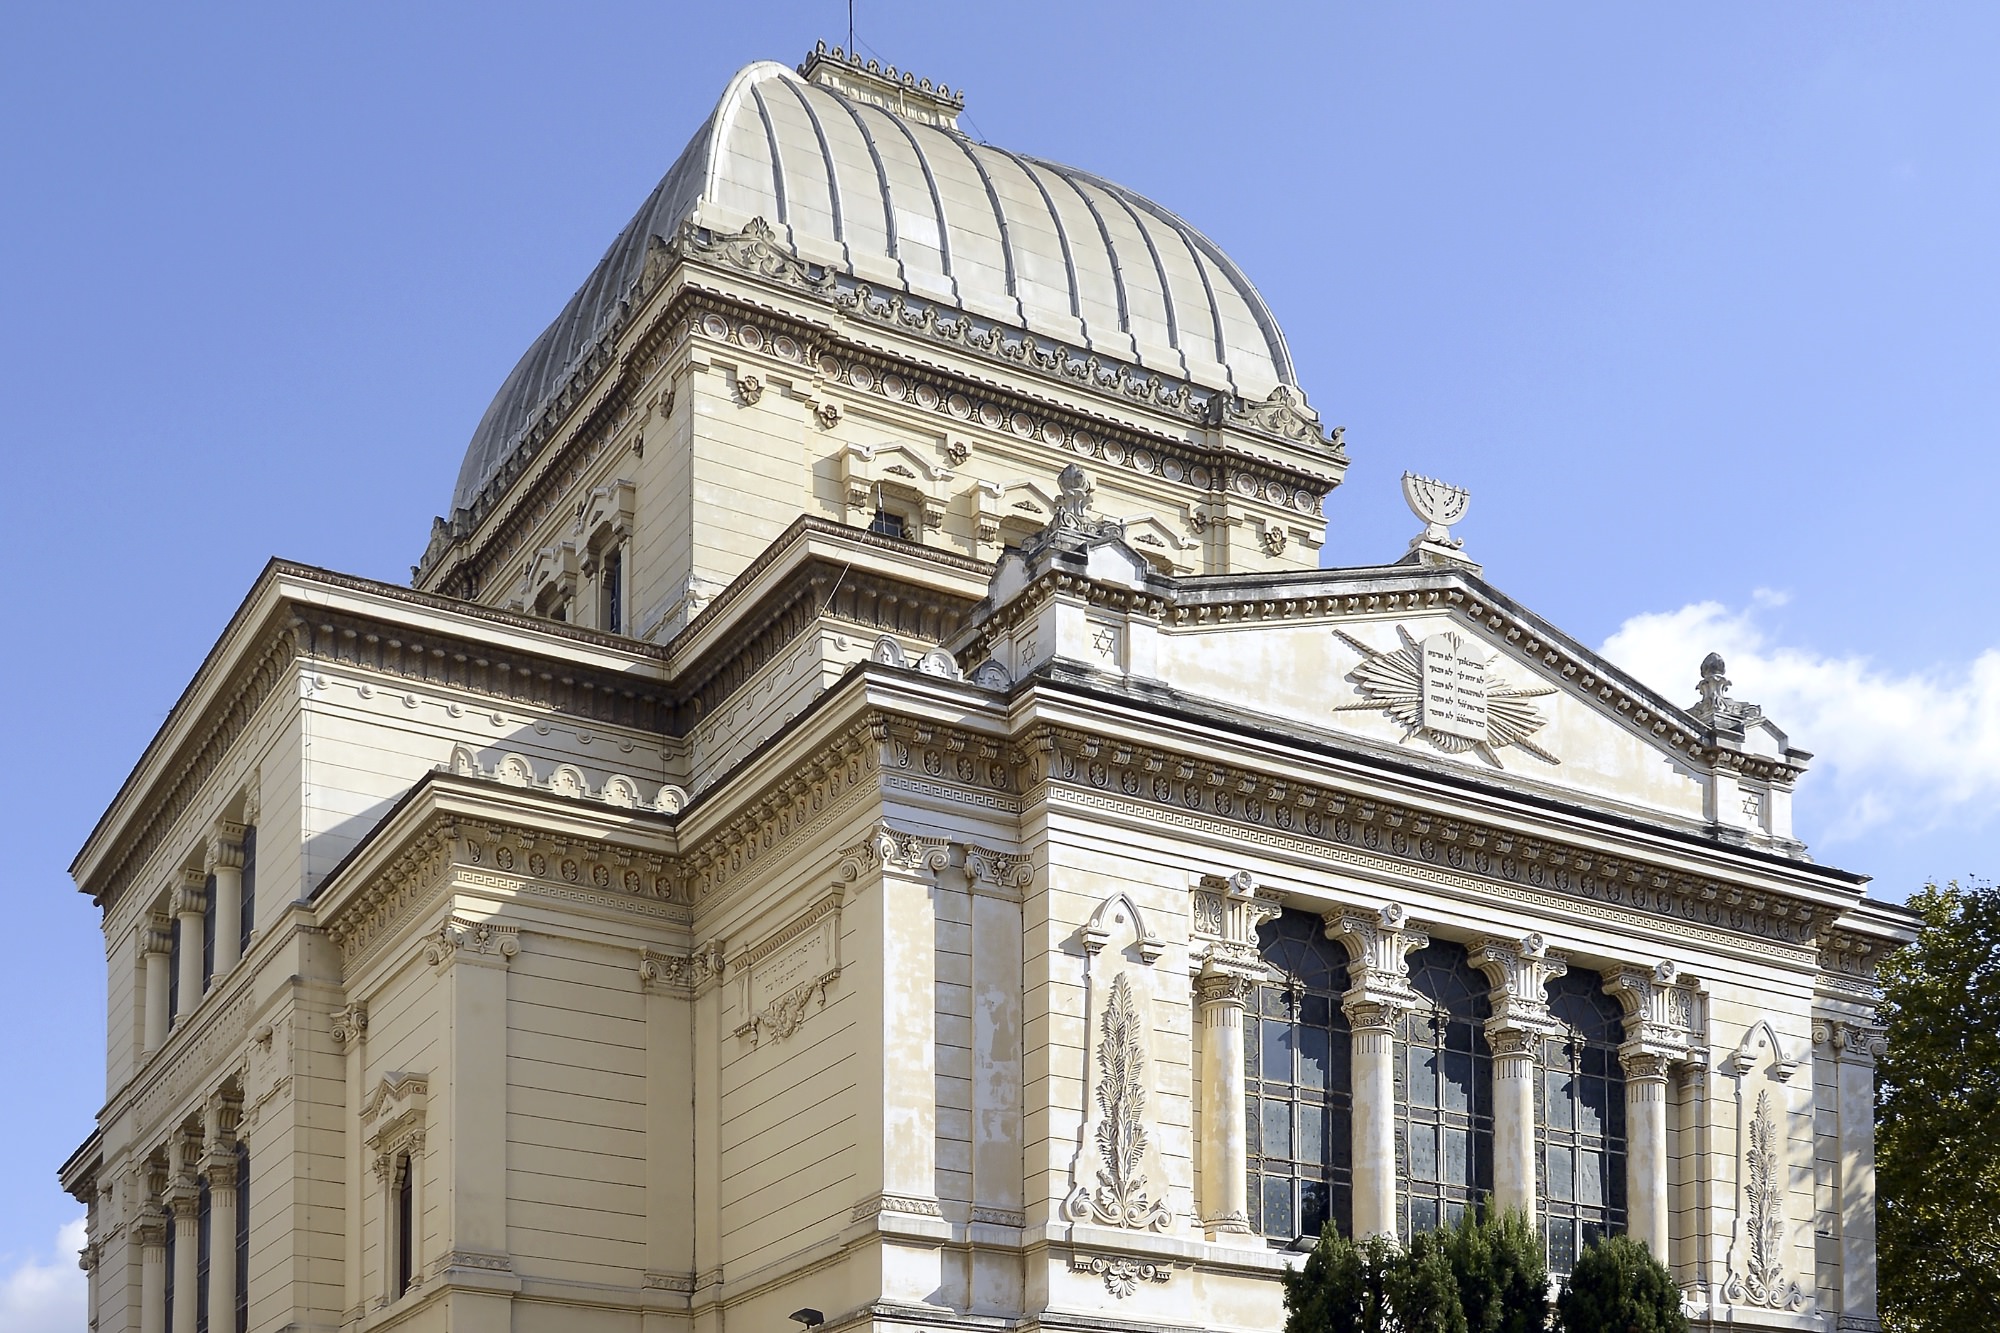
449,59,1300,517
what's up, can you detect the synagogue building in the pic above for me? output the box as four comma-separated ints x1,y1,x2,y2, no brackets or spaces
61,46,1912,1333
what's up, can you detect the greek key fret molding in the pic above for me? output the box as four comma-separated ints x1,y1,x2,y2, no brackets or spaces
1035,722,1831,951
1070,1251,1172,1299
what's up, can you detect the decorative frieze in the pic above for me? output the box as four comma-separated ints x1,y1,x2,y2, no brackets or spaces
1070,1251,1172,1299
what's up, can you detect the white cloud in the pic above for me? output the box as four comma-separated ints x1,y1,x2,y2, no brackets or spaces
0,1217,87,1333
1602,599,2000,847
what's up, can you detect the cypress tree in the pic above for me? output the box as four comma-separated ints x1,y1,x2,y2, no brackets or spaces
1445,1205,1549,1333
1553,1234,1687,1333
1386,1226,1470,1333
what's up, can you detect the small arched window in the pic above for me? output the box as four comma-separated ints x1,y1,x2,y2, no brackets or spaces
1399,940,1494,1237
1540,968,1628,1272
1248,909,1354,1242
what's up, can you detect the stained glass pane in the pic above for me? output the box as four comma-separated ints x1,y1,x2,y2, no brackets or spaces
1299,1103,1324,1163
1262,1101,1292,1161
1411,1125,1438,1181
1411,1047,1438,1108
1300,1180,1329,1241
1548,1144,1574,1202
1445,1128,1470,1186
1245,1018,1260,1080
1441,1050,1472,1112
1299,1026,1329,1090
1578,1079,1606,1137
1579,1150,1604,1207
1550,1217,1576,1272
1411,1197,1439,1235
1264,1175,1295,1239
1547,1069,1575,1130
1263,1020,1295,1084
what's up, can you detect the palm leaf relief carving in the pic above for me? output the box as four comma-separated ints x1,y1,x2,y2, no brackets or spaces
1064,973,1172,1231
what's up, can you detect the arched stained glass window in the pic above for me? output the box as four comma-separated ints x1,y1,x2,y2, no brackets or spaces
1247,909,1353,1242
1398,940,1493,1237
1540,968,1628,1273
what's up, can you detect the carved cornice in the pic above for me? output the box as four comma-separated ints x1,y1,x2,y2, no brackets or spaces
1036,724,1837,952
84,613,302,914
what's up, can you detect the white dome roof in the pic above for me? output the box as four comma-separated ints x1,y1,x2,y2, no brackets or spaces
453,55,1298,517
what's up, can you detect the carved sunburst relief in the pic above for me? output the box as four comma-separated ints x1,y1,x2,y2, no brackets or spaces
1334,626,1559,766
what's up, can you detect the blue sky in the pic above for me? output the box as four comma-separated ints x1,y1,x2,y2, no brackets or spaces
5,4,1996,1319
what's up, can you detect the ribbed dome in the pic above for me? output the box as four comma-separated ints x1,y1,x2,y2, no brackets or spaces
452,56,1299,517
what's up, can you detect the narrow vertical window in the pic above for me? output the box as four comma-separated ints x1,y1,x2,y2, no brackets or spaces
201,873,217,988
1539,968,1628,1273
1398,941,1494,1237
238,825,256,957
601,546,623,634
395,1152,414,1297
164,1205,176,1331
234,1141,249,1333
168,916,181,1021
868,508,906,539
196,1178,212,1333
1248,909,1354,1243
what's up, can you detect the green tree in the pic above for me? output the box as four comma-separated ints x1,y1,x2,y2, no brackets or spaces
1552,1234,1685,1333
1878,880,2000,1332
1444,1205,1548,1333
1282,1228,1394,1333
1385,1226,1469,1333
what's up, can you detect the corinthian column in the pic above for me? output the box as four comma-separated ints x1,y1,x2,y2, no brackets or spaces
1196,965,1257,1236
143,920,173,1053
167,1136,201,1333
1470,935,1567,1225
136,1195,167,1333
208,824,246,976
173,872,206,1024
1191,872,1280,1241
1327,905,1427,1240
1604,962,1693,1261
202,1091,242,1333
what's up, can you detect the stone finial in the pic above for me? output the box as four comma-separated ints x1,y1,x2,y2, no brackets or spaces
1690,650,1764,729
1053,464,1094,531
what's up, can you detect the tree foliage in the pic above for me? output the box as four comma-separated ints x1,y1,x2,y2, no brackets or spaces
1283,1207,1545,1333
1444,1207,1548,1333
1877,880,2000,1332
1552,1234,1685,1333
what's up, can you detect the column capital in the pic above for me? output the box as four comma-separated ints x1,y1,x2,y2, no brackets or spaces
1470,933,1567,1045
1813,1017,1886,1068
1617,1045,1673,1082
171,870,207,919
1326,903,1426,1030
132,1206,168,1249
143,917,174,957
331,1003,370,1048
206,822,246,872
1193,960,1262,1010
421,916,518,972
1603,959,1697,1066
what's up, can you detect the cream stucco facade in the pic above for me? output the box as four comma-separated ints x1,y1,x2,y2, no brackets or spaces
62,45,1912,1333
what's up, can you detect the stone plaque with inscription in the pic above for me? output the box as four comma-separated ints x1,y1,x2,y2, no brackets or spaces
1420,633,1488,741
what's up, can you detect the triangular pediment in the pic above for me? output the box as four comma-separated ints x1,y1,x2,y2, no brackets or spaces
1152,569,1776,828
